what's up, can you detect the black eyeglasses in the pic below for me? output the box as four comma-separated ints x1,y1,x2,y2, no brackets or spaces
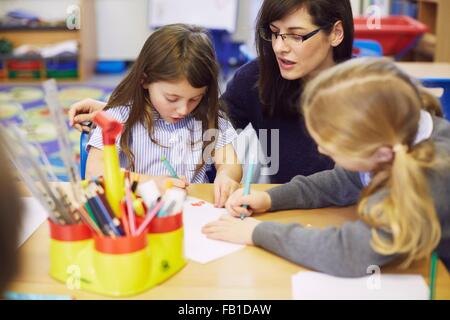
259,26,324,45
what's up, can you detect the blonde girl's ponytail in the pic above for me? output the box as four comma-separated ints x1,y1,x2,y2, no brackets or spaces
302,57,447,268
364,141,442,268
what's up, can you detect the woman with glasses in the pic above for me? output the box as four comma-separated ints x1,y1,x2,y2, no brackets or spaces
223,0,354,184
69,0,354,183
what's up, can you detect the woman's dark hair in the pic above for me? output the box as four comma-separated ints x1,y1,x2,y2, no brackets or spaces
106,24,221,176
256,0,354,117
0,132,22,296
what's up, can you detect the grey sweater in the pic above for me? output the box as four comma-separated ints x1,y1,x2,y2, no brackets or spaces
253,116,450,277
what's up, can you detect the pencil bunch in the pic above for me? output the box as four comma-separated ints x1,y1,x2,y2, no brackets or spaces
0,80,186,238
0,119,185,236
0,79,85,225
78,173,186,237
0,123,82,225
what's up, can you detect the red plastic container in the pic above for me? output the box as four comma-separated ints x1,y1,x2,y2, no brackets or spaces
354,16,428,57
7,59,41,70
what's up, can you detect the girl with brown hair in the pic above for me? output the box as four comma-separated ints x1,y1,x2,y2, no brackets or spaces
86,24,242,207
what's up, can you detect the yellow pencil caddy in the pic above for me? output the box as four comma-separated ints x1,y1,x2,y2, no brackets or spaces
146,212,186,287
49,219,92,283
48,212,187,297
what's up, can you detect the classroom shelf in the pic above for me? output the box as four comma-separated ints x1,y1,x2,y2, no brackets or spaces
0,25,75,32
0,53,80,80
416,0,450,62
0,0,96,81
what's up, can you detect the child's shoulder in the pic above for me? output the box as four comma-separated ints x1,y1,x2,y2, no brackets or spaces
217,113,235,130
431,116,450,154
105,105,132,123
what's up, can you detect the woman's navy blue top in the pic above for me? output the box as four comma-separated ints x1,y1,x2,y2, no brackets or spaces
222,60,334,183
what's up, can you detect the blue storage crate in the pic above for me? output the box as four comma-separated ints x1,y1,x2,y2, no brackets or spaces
95,61,127,74
209,29,250,78
391,0,417,17
46,59,78,71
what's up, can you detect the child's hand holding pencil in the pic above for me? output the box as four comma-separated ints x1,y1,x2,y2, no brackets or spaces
225,189,272,218
142,155,190,192
140,175,189,193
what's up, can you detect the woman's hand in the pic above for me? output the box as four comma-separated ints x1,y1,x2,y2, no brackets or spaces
213,173,241,208
68,98,107,132
202,214,261,245
225,188,272,218
213,143,242,207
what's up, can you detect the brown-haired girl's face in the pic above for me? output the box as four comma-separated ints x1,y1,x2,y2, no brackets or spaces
144,78,207,124
270,6,341,80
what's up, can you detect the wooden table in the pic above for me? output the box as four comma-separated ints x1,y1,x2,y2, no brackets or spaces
397,62,450,79
8,184,450,300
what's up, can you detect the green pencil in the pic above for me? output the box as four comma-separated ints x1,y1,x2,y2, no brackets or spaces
241,162,255,220
429,251,438,300
161,155,179,179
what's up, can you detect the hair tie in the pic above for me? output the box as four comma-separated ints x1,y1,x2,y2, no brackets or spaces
393,144,408,154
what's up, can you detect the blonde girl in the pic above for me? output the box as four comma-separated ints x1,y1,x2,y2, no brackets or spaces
203,58,450,276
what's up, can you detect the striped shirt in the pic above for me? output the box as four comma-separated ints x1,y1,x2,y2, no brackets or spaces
87,106,238,183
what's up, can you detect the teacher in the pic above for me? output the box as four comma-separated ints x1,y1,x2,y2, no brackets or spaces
69,0,354,183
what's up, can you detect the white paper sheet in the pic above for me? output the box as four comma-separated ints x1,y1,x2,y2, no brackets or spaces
18,197,49,248
292,271,429,300
183,196,244,264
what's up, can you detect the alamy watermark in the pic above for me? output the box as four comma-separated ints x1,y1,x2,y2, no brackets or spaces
66,5,81,30
366,5,382,30
366,265,382,290
66,264,81,290
163,119,280,176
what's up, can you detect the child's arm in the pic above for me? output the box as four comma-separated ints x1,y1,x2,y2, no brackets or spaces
224,166,364,217
203,216,398,277
251,219,397,277
213,143,243,208
267,166,364,211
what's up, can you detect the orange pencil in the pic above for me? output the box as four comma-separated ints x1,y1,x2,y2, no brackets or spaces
119,201,131,236
124,172,136,235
